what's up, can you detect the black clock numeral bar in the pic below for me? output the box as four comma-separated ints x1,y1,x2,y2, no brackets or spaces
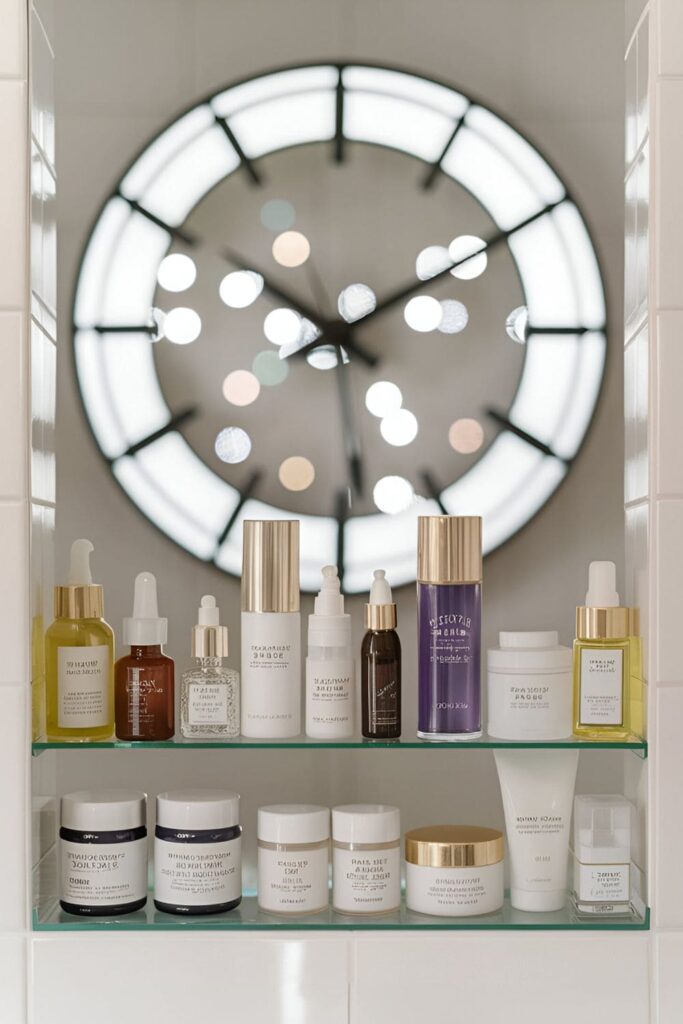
214,469,263,554
486,408,568,462
92,324,157,335
419,470,448,514
116,193,197,246
421,111,468,190
334,69,345,163
527,326,596,336
215,116,263,186
114,406,198,459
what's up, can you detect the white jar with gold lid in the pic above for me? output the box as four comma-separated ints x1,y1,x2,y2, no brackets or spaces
405,825,504,917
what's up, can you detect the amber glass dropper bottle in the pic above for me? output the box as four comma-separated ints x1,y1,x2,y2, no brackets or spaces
361,570,401,740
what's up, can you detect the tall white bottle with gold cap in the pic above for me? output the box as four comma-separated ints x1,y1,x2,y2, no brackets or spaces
45,539,115,741
241,520,301,738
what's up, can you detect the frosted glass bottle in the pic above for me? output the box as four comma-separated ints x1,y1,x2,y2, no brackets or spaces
180,596,239,739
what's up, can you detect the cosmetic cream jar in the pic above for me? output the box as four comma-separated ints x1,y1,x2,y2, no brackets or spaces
257,804,330,915
405,825,504,917
154,790,242,915
487,631,572,740
332,804,401,915
60,790,148,916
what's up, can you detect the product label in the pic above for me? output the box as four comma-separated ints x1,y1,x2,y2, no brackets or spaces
123,667,169,734
333,846,400,913
241,614,301,733
406,862,503,917
368,676,399,729
258,846,328,913
58,645,110,729
154,837,241,907
512,814,567,888
428,613,473,671
60,838,146,907
306,661,353,732
575,862,630,902
579,648,624,725
187,683,229,726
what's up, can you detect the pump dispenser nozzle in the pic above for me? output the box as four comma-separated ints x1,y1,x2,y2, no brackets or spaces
365,569,397,630
585,561,619,607
123,572,168,646
68,539,94,584
192,594,228,657
309,565,350,646
314,566,344,616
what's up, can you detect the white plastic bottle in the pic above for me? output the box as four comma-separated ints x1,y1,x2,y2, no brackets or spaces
241,520,301,738
306,566,354,738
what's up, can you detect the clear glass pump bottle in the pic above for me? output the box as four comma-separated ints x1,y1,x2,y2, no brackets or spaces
181,596,239,738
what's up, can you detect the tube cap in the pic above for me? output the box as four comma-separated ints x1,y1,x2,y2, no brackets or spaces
417,516,482,584
364,569,397,630
258,804,330,844
123,572,167,646
61,790,147,831
156,790,240,830
332,804,400,844
241,520,300,613
54,539,104,619
192,595,228,658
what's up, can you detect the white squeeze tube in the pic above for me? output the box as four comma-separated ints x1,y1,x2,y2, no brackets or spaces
494,749,579,912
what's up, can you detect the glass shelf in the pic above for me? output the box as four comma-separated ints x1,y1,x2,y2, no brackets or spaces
32,735,648,756
33,894,650,932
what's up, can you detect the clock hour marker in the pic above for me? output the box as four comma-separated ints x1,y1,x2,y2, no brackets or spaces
222,370,261,407
219,270,264,309
419,470,448,514
448,418,484,454
215,469,263,551
438,300,469,334
279,456,315,492
421,116,466,190
157,254,197,293
118,406,198,458
92,324,156,335
373,475,415,515
117,194,196,246
215,426,252,464
272,231,311,268
260,199,296,232
334,71,345,163
380,408,419,447
214,116,263,186
486,408,565,461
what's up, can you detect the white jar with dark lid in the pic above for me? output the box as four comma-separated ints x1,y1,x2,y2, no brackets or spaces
154,789,242,915
60,790,147,916
487,630,572,740
332,804,401,915
258,804,330,915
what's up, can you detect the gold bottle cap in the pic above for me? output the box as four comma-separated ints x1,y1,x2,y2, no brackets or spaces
417,515,482,584
192,624,228,658
405,825,504,867
364,604,397,630
576,606,639,640
54,539,104,619
242,520,300,613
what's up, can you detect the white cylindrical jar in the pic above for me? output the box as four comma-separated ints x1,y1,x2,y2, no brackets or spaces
332,804,400,915
60,790,148,916
154,790,242,915
405,825,504,917
257,804,330,914
487,630,572,740
241,520,301,738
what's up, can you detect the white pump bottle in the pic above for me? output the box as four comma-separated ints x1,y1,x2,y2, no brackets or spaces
305,566,354,738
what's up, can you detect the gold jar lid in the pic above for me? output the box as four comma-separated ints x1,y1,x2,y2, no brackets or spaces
576,606,639,640
417,516,482,584
241,519,300,613
54,585,104,619
364,604,397,630
405,825,504,867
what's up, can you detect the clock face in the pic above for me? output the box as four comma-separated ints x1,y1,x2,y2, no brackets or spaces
72,62,607,593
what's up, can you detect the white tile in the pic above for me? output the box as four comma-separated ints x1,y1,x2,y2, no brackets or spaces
0,685,28,930
655,80,683,309
0,0,27,78
655,501,683,684
30,9,54,171
625,35,637,171
0,312,27,501
636,15,649,152
658,932,683,1023
656,312,683,496
658,0,683,76
34,935,349,1024
30,321,56,504
655,687,683,927
623,753,648,874
0,81,28,309
0,936,26,1023
352,934,649,1023
624,324,648,505
0,503,29,685
625,502,649,677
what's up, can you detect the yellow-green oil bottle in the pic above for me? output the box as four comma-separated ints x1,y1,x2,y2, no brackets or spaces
45,539,114,741
573,561,643,740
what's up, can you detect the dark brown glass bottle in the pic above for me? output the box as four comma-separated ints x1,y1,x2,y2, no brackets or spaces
361,570,401,739
115,644,175,741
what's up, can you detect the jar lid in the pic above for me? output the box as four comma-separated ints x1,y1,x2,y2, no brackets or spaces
156,789,240,830
332,804,400,844
405,825,504,867
258,804,330,844
488,630,572,672
61,790,147,831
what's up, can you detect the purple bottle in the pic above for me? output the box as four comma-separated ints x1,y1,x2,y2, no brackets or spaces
417,516,482,739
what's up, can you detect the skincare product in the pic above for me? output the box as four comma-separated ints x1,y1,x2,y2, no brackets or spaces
60,790,147,916
405,825,504,917
494,749,578,911
487,631,572,740
361,570,401,740
332,804,400,915
572,794,633,916
573,561,643,739
257,804,330,915
417,516,482,739
306,566,354,738
154,790,242,915
45,539,115,741
115,572,174,741
241,520,301,738
180,595,239,738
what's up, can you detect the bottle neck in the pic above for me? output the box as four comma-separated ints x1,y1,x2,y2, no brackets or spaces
129,644,162,657
195,656,222,669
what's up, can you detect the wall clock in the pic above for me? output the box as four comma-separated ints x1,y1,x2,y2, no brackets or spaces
73,62,607,593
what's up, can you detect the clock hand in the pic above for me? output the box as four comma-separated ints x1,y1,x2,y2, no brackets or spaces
334,346,364,499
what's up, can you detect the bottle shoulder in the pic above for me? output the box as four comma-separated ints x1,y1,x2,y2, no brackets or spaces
45,617,114,644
